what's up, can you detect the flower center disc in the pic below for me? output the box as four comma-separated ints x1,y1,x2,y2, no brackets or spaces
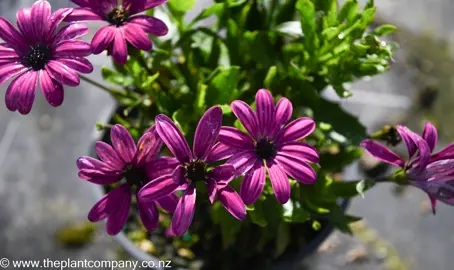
108,8,129,26
255,138,277,159
186,161,207,183
26,44,51,71
124,165,147,188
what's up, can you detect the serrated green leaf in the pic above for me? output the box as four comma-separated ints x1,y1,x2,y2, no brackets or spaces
372,24,397,36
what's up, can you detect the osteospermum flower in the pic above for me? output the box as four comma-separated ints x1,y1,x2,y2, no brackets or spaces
218,89,319,205
77,124,178,235
362,122,454,214
0,0,93,114
66,0,168,64
138,106,247,237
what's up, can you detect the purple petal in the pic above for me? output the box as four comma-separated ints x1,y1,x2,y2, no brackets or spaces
5,70,38,115
31,0,51,42
219,127,255,150
256,89,275,138
0,44,20,59
57,58,94,74
52,23,89,44
413,138,431,172
95,141,125,170
240,160,265,205
361,139,404,167
275,154,317,184
128,15,169,36
273,97,293,135
218,186,246,220
396,125,418,159
278,142,319,163
422,122,438,153
137,199,159,232
431,143,454,162
205,142,238,163
138,174,179,202
39,70,64,107
0,62,27,85
64,8,104,22
155,114,192,164
16,8,36,44
54,40,92,58
111,28,128,65
429,196,437,215
77,156,113,171
110,124,137,164
133,131,162,167
0,17,28,53
193,106,223,160
145,0,169,9
208,164,236,187
231,100,260,140
206,178,217,204
123,23,152,51
88,185,129,222
172,165,189,186
266,159,290,204
105,184,132,235
226,150,259,176
171,185,196,237
78,169,121,185
91,25,116,54
145,157,180,180
46,60,80,86
46,8,73,41
123,0,147,14
276,117,315,144
156,193,179,213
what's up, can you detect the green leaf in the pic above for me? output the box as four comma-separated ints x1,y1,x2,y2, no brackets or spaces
195,83,207,111
101,66,133,87
296,0,318,55
206,66,241,104
218,203,242,248
327,0,337,26
329,179,376,198
356,180,367,198
319,146,362,172
264,66,278,89
168,0,196,13
219,105,232,115
191,3,224,25
172,109,193,135
274,222,290,258
338,0,358,23
139,72,160,90
372,24,397,36
249,200,268,227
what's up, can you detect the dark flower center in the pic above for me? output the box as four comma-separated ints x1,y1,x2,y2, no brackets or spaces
255,137,277,159
124,164,147,189
26,44,51,71
186,160,207,183
108,8,129,26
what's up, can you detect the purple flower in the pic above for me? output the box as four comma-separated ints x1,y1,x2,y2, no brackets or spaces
0,0,93,114
138,106,247,237
77,124,178,235
217,89,319,205
362,122,454,214
66,0,168,64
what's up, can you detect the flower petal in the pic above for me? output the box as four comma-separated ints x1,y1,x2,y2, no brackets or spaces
31,0,51,43
422,122,438,153
123,0,147,14
208,164,236,187
276,117,315,144
219,127,255,150
361,139,404,167
278,142,319,163
273,97,293,135
155,114,192,164
77,156,113,171
78,169,122,185
0,17,28,53
396,125,418,159
171,185,196,237
266,159,290,204
91,25,116,54
110,124,137,164
64,8,104,22
16,8,36,44
431,143,454,162
193,106,223,160
106,184,132,235
46,60,82,86
111,28,128,65
39,69,64,107
57,58,93,74
138,174,179,202
95,141,125,170
88,185,127,222
231,100,260,140
54,40,92,58
226,150,258,176
5,70,38,115
128,15,169,36
0,44,20,59
145,157,180,180
218,186,246,220
137,199,159,232
256,89,275,138
133,131,162,167
46,8,73,41
52,23,89,44
205,142,238,163
156,193,179,213
206,178,217,204
145,0,168,9
275,154,317,184
240,160,265,205
123,24,152,51
0,62,27,84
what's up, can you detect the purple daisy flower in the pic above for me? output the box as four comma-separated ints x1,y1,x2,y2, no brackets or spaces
362,122,454,214
77,124,178,235
217,89,319,205
66,0,168,64
138,106,247,237
0,0,93,114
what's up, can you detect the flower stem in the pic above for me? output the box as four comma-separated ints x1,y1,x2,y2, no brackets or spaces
79,74,127,98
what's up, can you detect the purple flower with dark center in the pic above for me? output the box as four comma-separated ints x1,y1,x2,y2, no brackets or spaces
138,106,247,237
0,0,93,114
218,89,319,205
362,122,454,214
66,0,168,64
77,124,178,235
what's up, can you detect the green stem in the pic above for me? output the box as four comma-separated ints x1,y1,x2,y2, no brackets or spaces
79,75,127,98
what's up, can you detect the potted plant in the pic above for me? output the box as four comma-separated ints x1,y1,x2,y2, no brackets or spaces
1,0,453,269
